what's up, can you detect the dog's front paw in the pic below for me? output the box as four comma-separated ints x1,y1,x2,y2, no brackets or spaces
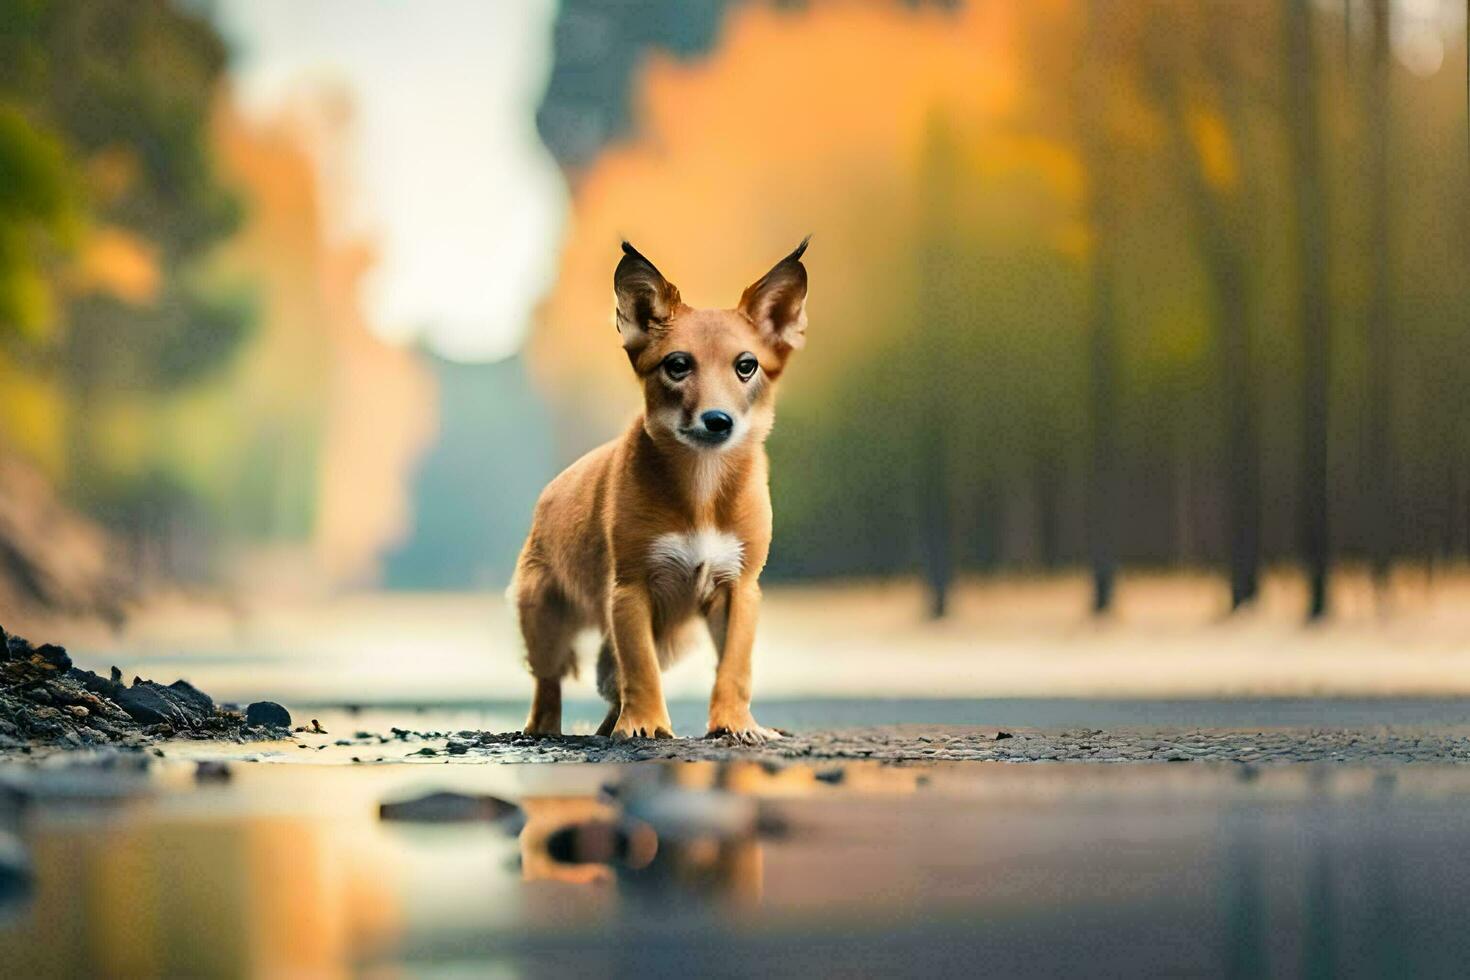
611,706,674,740
706,710,784,745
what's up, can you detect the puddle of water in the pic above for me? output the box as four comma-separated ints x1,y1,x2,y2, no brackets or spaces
3,756,1470,976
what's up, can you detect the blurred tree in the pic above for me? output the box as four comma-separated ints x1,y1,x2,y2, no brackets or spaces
1363,0,1395,591
1283,0,1334,620
530,0,1470,615
0,104,75,340
0,0,251,598
1076,0,1123,614
538,0,730,175
1148,7,1263,611
33,0,247,518
0,2,247,432
916,110,960,618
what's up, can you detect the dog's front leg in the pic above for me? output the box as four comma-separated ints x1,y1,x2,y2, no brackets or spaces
706,581,782,744
609,584,674,739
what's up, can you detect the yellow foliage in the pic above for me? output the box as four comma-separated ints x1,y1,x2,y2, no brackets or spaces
1053,222,1092,261
68,225,161,305
972,134,1085,207
531,1,1034,420
0,357,65,478
1187,107,1239,192
0,260,56,341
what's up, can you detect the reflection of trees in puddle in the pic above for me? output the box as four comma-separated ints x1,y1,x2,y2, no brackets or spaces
0,810,396,977
1216,768,1417,978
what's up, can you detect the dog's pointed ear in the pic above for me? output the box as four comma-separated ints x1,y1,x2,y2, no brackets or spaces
738,237,809,356
614,241,681,356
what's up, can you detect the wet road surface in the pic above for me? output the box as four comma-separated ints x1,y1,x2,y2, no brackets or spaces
4,744,1470,977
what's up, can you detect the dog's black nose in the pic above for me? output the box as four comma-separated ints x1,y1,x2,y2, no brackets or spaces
700,410,734,435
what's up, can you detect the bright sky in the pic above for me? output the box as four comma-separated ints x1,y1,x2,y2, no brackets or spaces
210,0,568,362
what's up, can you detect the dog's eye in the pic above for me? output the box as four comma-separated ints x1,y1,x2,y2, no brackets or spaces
662,352,694,381
734,354,759,381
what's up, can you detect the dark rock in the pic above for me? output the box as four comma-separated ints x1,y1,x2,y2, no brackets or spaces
73,668,121,698
114,683,193,727
411,746,438,757
814,768,845,784
33,644,70,674
245,701,291,729
995,731,1014,740
379,791,518,823
0,634,70,685
3,632,28,661
167,680,213,716
0,624,284,752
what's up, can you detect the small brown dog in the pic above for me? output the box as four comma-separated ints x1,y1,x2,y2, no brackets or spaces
512,239,809,742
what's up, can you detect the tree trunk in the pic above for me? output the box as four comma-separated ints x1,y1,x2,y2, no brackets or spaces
1147,9,1262,610
1284,0,1333,620
1364,0,1395,591
1086,244,1119,615
916,111,958,619
1080,0,1121,615
919,416,951,619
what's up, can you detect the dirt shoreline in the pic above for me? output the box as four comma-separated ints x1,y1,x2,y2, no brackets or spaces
260,723,1470,766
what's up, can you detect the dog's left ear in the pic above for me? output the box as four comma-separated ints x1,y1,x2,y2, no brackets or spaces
738,237,809,355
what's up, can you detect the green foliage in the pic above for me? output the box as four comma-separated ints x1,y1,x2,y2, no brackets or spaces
0,0,254,563
0,105,75,338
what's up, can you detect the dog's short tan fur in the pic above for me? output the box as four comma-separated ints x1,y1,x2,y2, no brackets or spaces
513,240,809,742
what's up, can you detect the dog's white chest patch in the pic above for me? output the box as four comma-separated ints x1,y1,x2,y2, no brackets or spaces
647,528,744,606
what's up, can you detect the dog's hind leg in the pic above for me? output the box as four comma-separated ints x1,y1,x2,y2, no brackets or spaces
593,637,620,736
517,570,579,736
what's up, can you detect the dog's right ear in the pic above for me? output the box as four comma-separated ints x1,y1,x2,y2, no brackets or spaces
614,241,681,357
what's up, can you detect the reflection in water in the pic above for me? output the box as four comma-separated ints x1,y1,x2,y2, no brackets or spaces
1302,770,1339,979
520,761,796,907
520,796,623,885
1217,767,1427,978
0,809,396,977
5,760,1470,976
1220,798,1267,979
1364,773,1407,977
